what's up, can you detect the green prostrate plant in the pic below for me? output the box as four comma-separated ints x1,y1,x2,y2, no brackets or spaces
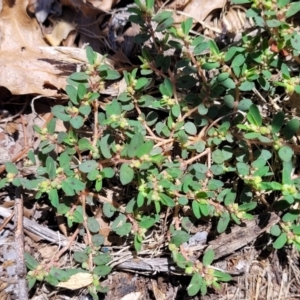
2,0,300,297
171,248,232,296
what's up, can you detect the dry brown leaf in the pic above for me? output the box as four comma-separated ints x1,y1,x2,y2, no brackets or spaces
169,0,226,29
56,272,93,289
45,20,77,46
0,1,111,97
39,46,114,67
0,0,118,96
38,245,58,259
44,6,77,46
0,0,68,96
120,292,142,300
152,280,166,300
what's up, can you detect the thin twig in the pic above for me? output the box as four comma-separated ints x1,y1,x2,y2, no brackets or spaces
0,211,14,232
14,186,28,300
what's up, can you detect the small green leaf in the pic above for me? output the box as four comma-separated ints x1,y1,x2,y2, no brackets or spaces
292,225,300,235
203,249,214,266
102,167,115,178
181,17,193,35
61,180,75,196
208,40,219,55
212,149,225,164
239,202,257,211
5,162,18,174
45,157,56,180
266,19,282,27
105,99,122,117
75,83,87,99
213,270,232,282
65,177,85,191
217,211,230,233
135,78,148,90
187,273,202,296
25,253,39,270
171,230,190,247
271,111,284,133
49,267,71,282
93,253,111,266
270,225,281,236
52,105,71,121
79,160,98,173
87,217,100,233
156,17,174,32
152,11,173,22
47,118,56,134
49,188,59,208
192,200,201,219
100,134,113,159
282,210,300,222
27,277,36,290
134,234,142,252
184,122,197,135
244,132,261,139
231,54,246,67
286,2,300,18
120,163,134,185
247,105,262,126
239,81,255,91
70,116,84,129
136,141,154,158
70,72,89,81
103,203,116,218
146,0,154,9
171,104,181,117
128,133,144,158
87,169,98,181
79,105,91,116
146,111,158,126
159,78,173,97
194,42,209,55
105,69,120,80
278,146,293,162
28,150,36,164
159,193,175,207
73,251,88,263
139,215,156,229
273,232,287,249
92,234,105,246
116,223,132,236
86,46,95,64
93,265,112,277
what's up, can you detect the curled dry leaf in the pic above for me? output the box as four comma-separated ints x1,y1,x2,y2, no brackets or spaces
56,273,93,290
0,0,114,97
0,0,64,96
169,0,226,28
120,292,142,300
